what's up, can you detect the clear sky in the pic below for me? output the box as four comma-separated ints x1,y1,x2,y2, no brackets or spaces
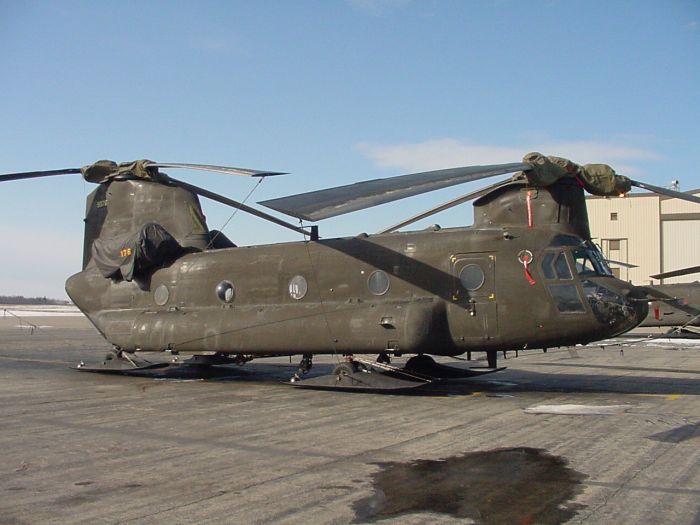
1,0,698,299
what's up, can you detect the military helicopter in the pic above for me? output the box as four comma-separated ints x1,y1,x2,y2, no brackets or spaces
3,152,699,390
639,266,700,331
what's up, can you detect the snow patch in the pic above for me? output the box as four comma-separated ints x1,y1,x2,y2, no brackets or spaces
524,404,630,415
1,305,83,317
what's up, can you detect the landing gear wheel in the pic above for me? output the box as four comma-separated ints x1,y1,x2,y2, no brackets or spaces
298,354,313,374
333,362,359,377
377,352,391,365
405,354,436,371
104,349,122,361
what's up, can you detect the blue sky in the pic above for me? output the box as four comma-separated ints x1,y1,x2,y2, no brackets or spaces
1,0,698,299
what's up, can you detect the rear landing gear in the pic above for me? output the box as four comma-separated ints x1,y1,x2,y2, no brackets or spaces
103,348,139,367
75,348,161,373
76,351,253,375
104,349,121,361
291,353,313,383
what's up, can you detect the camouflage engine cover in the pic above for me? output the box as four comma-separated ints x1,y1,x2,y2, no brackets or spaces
83,179,210,270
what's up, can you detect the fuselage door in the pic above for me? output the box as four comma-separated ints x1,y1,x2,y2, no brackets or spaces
446,254,498,344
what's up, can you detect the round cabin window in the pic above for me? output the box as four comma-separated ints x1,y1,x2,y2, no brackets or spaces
459,264,485,291
216,281,235,303
154,284,169,306
288,275,308,300
368,270,390,296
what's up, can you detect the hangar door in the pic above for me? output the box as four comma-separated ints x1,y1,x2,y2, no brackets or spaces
662,219,700,283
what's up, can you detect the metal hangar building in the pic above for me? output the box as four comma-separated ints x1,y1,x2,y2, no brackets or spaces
586,188,700,285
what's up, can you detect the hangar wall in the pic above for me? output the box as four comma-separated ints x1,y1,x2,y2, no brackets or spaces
586,189,700,285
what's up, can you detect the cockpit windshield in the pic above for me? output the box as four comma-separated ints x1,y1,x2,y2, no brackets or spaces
572,246,613,277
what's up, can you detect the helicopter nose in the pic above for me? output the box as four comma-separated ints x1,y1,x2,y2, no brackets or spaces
581,278,648,336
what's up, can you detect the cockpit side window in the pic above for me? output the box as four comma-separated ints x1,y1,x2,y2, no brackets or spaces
554,253,573,280
541,253,556,279
541,251,573,280
541,250,585,313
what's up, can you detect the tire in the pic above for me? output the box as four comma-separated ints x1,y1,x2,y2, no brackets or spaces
405,354,436,370
333,362,359,376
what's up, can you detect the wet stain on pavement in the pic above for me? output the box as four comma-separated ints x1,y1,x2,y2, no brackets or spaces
353,447,586,524
648,422,700,443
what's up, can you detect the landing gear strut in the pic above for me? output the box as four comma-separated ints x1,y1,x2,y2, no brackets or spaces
291,353,313,382
75,349,163,374
487,350,498,369
103,348,139,367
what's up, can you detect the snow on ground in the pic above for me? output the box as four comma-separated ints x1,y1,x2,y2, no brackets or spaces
0,305,83,317
593,336,700,349
524,404,631,415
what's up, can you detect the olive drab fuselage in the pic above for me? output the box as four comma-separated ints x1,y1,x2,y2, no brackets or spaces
639,282,700,328
65,176,648,358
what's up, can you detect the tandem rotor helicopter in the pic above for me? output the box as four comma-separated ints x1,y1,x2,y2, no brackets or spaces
639,267,700,332
3,152,699,390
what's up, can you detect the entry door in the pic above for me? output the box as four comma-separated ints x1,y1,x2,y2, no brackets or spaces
446,254,498,344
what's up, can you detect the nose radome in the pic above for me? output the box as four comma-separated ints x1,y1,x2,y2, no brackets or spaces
581,278,648,337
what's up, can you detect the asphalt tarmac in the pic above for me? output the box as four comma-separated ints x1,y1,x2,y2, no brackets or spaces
1,312,699,524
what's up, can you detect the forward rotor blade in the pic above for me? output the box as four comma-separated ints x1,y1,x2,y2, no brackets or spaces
0,167,81,183
166,177,312,237
259,162,530,221
148,162,286,178
630,180,700,205
650,266,700,280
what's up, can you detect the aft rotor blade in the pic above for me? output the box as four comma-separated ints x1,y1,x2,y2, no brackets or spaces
605,259,638,269
630,180,700,205
0,167,81,183
148,162,287,178
650,265,700,280
259,162,530,221
167,177,312,237
378,178,513,234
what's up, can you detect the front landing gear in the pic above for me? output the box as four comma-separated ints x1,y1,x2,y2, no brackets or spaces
487,350,498,369
376,352,391,365
290,353,506,391
332,361,359,377
405,354,504,378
